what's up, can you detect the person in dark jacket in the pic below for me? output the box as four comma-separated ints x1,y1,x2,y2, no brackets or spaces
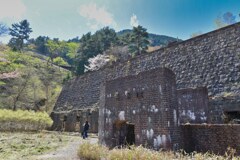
82,121,89,139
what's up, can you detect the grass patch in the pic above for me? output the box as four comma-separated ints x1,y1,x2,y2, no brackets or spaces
0,131,70,160
78,142,240,160
0,109,53,131
78,142,108,160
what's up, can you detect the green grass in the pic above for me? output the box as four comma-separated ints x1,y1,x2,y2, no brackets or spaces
0,132,70,160
78,142,240,160
0,109,53,131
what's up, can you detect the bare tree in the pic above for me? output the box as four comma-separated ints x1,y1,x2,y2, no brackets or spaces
12,73,31,111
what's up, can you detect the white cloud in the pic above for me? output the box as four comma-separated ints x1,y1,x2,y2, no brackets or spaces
0,0,26,20
78,3,117,30
130,14,139,27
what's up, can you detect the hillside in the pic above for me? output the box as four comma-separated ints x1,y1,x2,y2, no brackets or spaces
0,45,70,112
117,29,181,46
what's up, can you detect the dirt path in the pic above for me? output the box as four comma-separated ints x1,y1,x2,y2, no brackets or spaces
34,136,98,160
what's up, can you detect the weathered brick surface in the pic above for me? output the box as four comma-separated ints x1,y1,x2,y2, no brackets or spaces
177,87,209,123
50,109,98,133
99,68,181,150
53,22,240,124
181,124,240,155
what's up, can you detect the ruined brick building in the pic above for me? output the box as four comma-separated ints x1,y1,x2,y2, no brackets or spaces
51,22,240,154
99,68,180,149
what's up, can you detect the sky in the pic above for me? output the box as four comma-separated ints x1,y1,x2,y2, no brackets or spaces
0,0,240,43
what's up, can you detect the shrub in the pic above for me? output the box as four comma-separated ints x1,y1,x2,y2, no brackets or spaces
78,143,239,160
0,109,53,131
77,142,108,160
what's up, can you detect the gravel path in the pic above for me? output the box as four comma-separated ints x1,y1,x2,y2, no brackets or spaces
34,136,98,160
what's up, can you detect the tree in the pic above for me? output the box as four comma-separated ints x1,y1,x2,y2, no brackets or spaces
119,33,131,45
34,36,49,54
53,57,68,66
75,27,118,75
75,33,92,75
68,36,80,43
0,23,8,37
9,19,32,51
94,27,118,53
84,54,110,72
65,42,79,68
45,40,62,63
128,25,149,57
8,38,22,51
215,12,237,28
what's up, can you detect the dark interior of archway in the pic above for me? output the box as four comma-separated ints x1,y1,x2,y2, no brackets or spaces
224,111,240,124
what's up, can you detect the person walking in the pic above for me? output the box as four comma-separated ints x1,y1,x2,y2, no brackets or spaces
82,121,89,139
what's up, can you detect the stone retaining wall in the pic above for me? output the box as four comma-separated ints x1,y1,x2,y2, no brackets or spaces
53,23,240,123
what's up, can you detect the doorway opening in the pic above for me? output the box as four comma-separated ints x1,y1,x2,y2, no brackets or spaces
224,111,240,124
113,120,135,147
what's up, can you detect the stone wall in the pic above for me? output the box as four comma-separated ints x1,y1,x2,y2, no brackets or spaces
53,22,240,123
50,109,98,133
53,71,103,112
99,68,181,150
181,124,240,155
177,87,209,124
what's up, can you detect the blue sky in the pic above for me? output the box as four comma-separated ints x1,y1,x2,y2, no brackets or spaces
0,0,239,43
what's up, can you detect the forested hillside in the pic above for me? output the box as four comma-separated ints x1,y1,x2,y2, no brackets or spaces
117,29,180,46
0,45,70,112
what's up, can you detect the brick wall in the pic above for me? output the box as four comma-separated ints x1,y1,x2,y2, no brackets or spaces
181,124,240,155
177,87,209,123
99,68,181,150
53,22,240,125
51,109,98,133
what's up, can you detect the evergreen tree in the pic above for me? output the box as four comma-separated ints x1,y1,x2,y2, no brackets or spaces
75,33,92,75
9,19,32,51
75,27,118,75
129,25,149,56
34,36,49,54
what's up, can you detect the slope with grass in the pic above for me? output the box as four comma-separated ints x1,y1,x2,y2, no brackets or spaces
0,109,53,131
0,45,70,112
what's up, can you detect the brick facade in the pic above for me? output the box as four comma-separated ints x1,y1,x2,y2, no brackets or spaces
51,109,98,133
99,68,181,150
177,87,209,124
181,124,240,155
